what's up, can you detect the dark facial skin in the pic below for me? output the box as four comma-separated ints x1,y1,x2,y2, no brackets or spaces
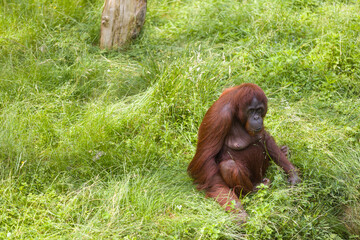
225,97,266,150
245,97,265,135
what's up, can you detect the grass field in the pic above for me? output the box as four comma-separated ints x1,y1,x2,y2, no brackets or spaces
0,0,359,239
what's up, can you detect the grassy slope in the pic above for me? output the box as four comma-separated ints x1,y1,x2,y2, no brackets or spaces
0,0,359,239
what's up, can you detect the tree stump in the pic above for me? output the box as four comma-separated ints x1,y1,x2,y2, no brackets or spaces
100,0,147,49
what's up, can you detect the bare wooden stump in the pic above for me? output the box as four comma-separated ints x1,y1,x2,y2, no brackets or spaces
100,0,147,49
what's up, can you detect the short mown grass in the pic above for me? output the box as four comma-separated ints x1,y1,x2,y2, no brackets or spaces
0,0,359,239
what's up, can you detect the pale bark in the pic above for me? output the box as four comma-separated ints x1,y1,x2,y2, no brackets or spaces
100,0,147,49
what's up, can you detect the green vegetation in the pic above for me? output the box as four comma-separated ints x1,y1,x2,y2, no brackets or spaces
0,0,359,238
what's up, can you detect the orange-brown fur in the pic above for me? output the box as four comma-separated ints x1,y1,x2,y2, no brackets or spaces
187,83,300,216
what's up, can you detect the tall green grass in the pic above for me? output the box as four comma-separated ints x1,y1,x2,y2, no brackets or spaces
0,0,359,239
